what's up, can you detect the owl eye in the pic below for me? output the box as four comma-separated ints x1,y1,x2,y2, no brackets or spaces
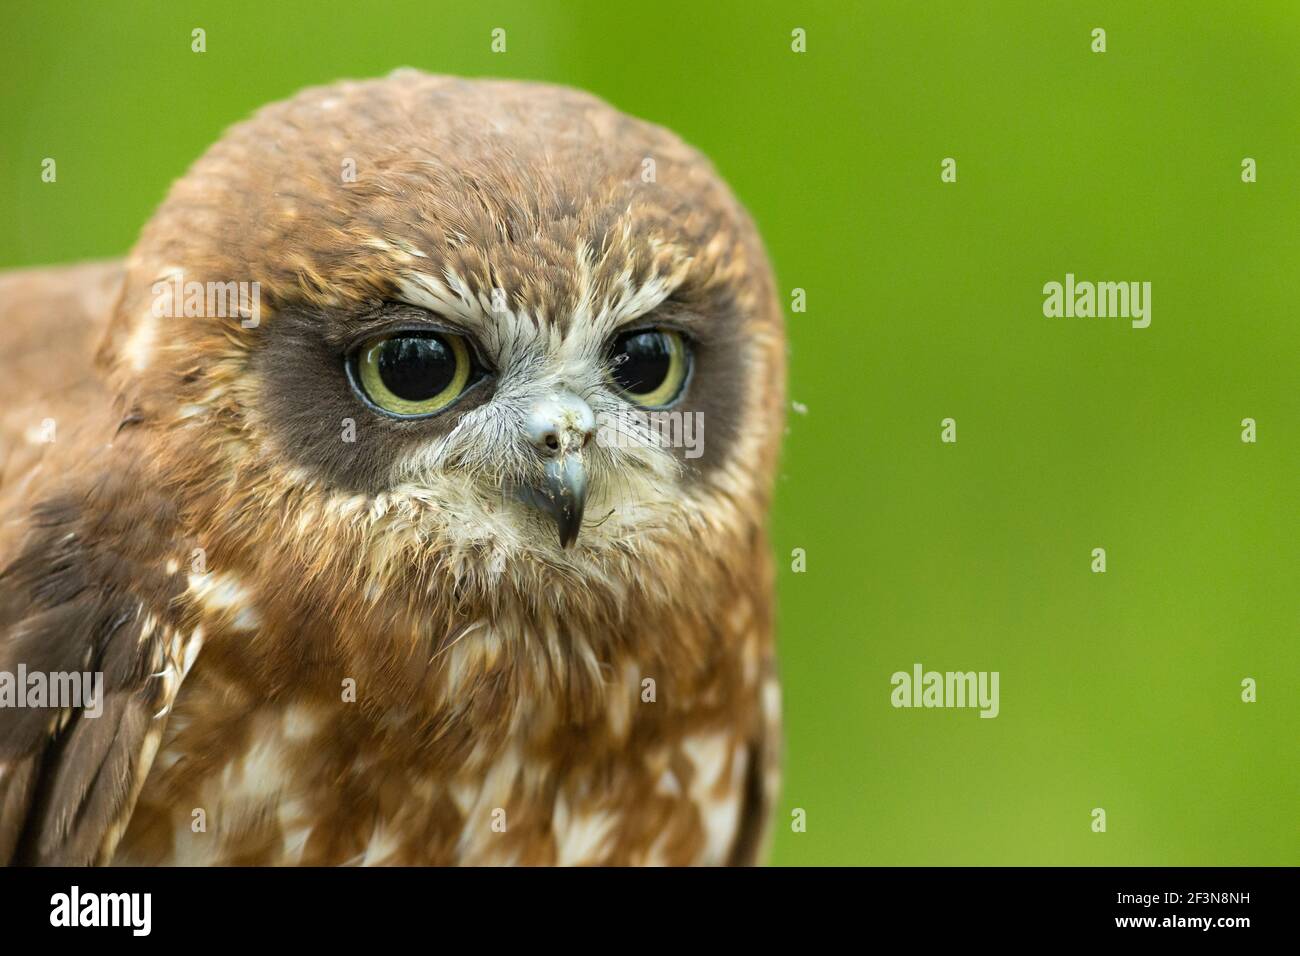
350,331,476,417
607,328,690,408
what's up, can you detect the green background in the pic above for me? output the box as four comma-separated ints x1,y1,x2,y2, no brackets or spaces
2,1,1295,865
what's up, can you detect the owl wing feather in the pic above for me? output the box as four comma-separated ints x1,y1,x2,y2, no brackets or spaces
0,528,195,864
0,261,197,865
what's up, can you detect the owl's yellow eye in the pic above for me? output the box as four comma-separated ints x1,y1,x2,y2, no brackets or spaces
352,331,474,417
607,328,690,408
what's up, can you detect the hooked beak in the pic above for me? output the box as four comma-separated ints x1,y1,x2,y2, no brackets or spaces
516,388,596,548
520,454,589,549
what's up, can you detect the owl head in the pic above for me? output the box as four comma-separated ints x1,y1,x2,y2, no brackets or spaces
97,72,785,638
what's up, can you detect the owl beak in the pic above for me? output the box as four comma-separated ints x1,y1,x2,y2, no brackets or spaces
527,454,588,549
519,390,596,548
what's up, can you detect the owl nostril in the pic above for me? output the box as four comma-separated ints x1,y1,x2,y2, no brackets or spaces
525,389,596,457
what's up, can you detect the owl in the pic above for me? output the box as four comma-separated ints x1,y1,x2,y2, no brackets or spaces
0,71,785,866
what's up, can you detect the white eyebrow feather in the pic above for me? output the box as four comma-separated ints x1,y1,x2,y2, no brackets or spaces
598,270,680,328
396,245,691,378
396,271,482,326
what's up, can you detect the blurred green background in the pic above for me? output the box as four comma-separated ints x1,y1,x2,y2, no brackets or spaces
2,1,1296,865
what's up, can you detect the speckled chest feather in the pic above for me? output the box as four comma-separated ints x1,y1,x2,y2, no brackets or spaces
115,537,778,866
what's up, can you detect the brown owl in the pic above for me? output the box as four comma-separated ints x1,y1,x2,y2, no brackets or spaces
0,71,785,866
